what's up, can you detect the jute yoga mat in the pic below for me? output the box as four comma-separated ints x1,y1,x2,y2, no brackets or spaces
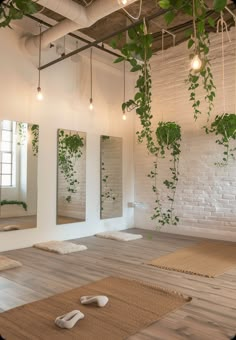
149,241,236,278
0,277,190,340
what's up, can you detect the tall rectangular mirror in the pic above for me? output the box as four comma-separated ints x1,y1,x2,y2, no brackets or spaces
100,135,122,219
0,120,39,232
57,129,86,224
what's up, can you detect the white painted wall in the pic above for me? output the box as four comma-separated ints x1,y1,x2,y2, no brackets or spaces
134,28,236,242
0,25,135,251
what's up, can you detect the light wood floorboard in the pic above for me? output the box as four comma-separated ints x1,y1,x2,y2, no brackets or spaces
0,229,235,339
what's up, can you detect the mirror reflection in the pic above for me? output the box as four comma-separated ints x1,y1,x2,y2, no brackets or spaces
57,129,86,224
100,135,122,219
0,120,39,232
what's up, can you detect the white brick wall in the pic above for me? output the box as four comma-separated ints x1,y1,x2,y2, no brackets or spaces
134,27,236,241
100,136,122,219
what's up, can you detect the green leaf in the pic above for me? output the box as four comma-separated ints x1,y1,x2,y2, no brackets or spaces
197,21,204,34
134,92,142,101
159,0,170,9
208,17,215,28
122,102,126,111
110,39,117,49
164,10,175,25
213,0,227,12
114,56,125,63
188,38,194,49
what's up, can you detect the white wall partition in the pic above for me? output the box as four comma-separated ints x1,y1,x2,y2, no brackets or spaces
0,26,135,251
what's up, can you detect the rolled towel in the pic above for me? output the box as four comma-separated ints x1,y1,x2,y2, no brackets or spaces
80,295,109,307
55,310,84,329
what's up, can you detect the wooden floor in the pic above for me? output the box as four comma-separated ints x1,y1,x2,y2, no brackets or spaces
0,229,235,339
0,215,37,231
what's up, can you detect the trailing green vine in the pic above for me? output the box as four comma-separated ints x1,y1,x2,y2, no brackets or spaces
30,124,39,157
205,113,236,166
101,136,116,212
58,130,84,202
17,122,27,145
148,122,181,227
112,23,182,227
17,123,39,156
112,23,157,154
158,0,227,120
0,0,38,28
0,199,27,211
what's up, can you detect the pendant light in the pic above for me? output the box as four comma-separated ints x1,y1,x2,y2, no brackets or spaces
118,0,128,5
89,48,94,110
122,60,127,120
36,24,44,101
190,0,202,71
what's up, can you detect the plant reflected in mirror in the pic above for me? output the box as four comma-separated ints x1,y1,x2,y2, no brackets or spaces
100,135,122,219
0,120,39,232
57,129,86,225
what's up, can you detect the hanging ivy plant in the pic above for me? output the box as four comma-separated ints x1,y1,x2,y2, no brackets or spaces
30,124,39,157
158,0,227,120
101,136,116,212
148,122,181,227
111,23,157,154
17,122,27,145
58,130,84,202
111,23,182,227
0,0,38,28
205,113,236,166
17,123,39,156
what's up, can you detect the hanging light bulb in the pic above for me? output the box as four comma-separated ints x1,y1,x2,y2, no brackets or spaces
89,98,93,111
122,60,127,121
118,0,128,5
89,48,94,111
190,0,202,72
191,54,202,71
36,87,43,101
36,25,44,101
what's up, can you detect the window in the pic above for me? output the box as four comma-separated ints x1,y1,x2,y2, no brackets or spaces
0,120,15,187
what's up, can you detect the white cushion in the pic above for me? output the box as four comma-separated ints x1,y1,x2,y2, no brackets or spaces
96,231,143,242
34,241,87,254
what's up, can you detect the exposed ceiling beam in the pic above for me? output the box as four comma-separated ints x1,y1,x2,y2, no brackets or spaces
39,9,167,70
26,13,122,59
25,0,139,53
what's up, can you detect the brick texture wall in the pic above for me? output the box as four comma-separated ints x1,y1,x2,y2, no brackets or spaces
100,136,122,219
134,28,236,241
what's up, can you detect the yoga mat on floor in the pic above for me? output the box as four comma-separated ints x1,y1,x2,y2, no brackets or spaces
0,256,22,272
148,241,236,278
0,276,191,340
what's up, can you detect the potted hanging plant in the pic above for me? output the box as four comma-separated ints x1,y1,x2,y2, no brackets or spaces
111,23,182,228
205,113,236,166
0,0,38,28
148,121,181,227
